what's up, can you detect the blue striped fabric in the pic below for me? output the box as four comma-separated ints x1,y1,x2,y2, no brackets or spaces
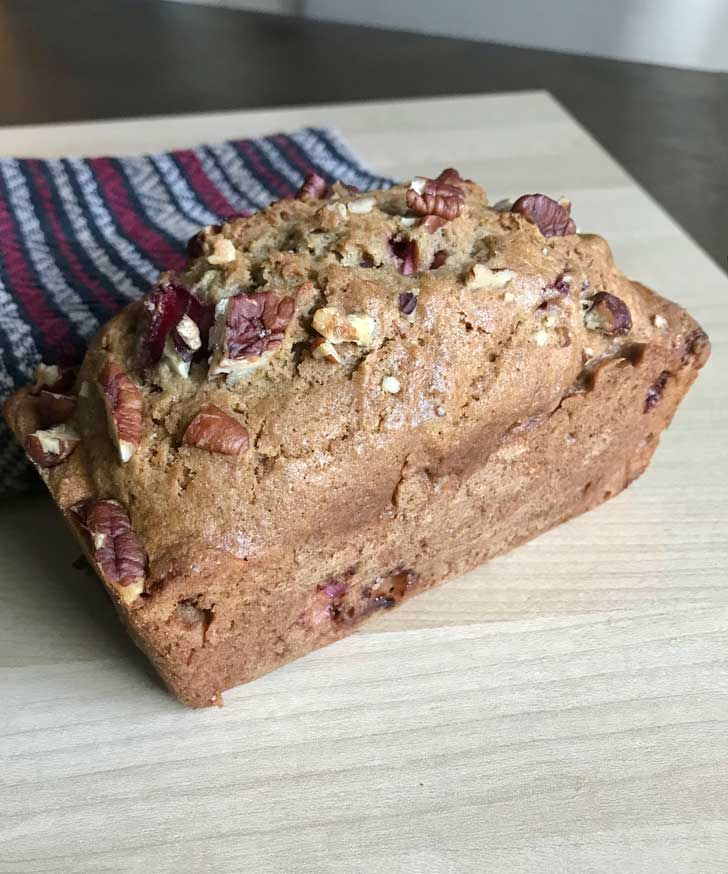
0,128,392,497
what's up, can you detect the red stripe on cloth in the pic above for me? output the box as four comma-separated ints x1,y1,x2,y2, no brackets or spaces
235,139,289,198
172,150,235,218
89,157,187,272
270,133,319,179
0,185,78,361
26,160,119,314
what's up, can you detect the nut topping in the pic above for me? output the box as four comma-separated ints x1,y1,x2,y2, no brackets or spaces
511,194,576,238
466,264,516,290
312,307,375,346
25,424,80,468
183,404,250,455
208,291,295,378
407,172,465,221
348,196,375,215
296,172,330,201
310,336,341,364
98,361,143,463
186,223,222,258
30,362,76,395
207,237,237,266
71,499,147,605
389,235,418,275
583,292,632,336
36,390,77,427
163,313,203,378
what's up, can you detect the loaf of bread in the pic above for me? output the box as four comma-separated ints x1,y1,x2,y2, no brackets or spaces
3,170,710,706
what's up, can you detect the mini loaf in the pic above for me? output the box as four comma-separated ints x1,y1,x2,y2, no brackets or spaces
3,170,710,706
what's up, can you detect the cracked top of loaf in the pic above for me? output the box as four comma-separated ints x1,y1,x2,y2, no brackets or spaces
5,170,708,608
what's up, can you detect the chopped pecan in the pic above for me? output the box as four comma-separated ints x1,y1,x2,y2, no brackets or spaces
407,173,465,221
310,336,341,364
186,223,222,258
163,313,203,378
143,282,215,365
466,264,515,290
98,361,143,463
30,362,76,395
183,404,249,455
207,237,237,266
644,371,672,412
511,194,576,238
36,390,77,427
71,499,147,605
296,172,331,201
583,292,632,336
364,568,418,609
25,424,80,468
312,307,375,346
389,235,418,275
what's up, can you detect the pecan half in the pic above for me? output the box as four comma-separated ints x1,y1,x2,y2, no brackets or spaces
209,291,295,378
25,424,80,468
71,499,147,605
296,172,331,201
183,404,249,455
511,194,576,238
644,371,672,412
98,361,143,463
583,292,632,336
407,173,465,221
186,223,222,258
435,168,463,185
36,390,77,427
389,235,418,275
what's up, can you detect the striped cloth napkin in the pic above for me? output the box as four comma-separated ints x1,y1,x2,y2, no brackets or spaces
0,128,391,497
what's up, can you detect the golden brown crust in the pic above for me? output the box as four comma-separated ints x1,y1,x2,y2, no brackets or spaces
2,174,710,706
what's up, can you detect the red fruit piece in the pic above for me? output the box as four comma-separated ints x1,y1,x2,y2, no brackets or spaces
389,236,418,275
143,282,215,364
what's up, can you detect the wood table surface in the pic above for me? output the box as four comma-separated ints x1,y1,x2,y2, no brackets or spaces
1,92,726,874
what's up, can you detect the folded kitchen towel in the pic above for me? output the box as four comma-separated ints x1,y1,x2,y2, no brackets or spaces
0,128,391,496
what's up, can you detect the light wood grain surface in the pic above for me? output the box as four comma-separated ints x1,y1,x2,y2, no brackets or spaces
1,92,726,874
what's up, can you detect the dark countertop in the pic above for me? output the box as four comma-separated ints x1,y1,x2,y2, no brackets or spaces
0,0,725,270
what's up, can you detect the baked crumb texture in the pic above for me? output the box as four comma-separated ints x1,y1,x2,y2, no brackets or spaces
3,171,710,706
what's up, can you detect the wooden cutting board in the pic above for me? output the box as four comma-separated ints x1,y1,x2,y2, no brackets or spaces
1,92,726,874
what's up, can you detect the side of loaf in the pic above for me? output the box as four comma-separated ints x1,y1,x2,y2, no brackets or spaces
3,170,710,706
